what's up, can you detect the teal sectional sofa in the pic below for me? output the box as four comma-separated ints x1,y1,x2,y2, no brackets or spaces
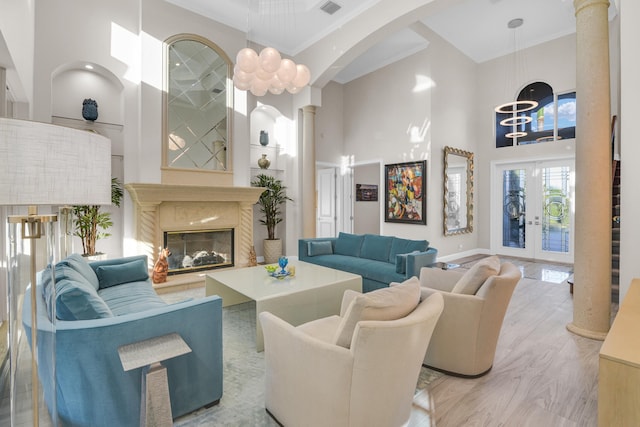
299,232,437,292
23,254,222,427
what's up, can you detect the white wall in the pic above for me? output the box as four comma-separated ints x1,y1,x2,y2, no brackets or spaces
619,1,640,302
353,163,381,234
323,28,478,257
315,81,344,165
0,0,34,109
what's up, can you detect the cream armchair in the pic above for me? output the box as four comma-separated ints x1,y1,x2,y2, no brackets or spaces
419,259,521,377
259,278,444,427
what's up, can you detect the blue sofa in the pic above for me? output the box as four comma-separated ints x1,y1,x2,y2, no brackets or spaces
22,254,223,427
299,232,437,292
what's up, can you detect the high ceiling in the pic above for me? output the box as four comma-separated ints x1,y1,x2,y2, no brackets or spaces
167,0,618,84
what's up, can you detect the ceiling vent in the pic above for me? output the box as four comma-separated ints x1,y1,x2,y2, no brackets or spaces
320,1,341,15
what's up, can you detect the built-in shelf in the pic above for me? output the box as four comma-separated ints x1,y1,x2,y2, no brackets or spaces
52,115,124,132
250,167,284,174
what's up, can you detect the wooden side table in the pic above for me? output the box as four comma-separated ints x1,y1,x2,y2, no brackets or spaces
118,333,192,427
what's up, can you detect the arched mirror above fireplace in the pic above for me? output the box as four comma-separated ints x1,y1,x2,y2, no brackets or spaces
163,34,233,185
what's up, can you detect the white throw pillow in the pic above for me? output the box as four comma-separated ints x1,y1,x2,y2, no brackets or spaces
332,276,421,348
451,255,500,295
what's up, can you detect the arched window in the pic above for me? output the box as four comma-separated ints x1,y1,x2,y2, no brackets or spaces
496,81,576,147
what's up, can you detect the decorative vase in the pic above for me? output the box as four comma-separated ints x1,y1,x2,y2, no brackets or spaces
259,130,269,146
82,98,98,121
278,256,288,274
257,154,271,169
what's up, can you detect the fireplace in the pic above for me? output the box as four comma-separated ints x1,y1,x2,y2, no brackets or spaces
164,229,234,274
125,183,264,281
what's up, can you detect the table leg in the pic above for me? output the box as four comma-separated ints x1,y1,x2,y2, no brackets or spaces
141,363,173,427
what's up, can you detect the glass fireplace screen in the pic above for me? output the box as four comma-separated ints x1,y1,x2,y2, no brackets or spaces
164,228,234,274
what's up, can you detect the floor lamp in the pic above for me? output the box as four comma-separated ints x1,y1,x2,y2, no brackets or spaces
0,118,111,426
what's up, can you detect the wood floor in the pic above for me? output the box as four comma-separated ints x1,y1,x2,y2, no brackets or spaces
408,257,615,427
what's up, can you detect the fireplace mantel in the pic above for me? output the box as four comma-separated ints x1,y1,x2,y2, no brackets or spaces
126,183,264,204
125,183,264,281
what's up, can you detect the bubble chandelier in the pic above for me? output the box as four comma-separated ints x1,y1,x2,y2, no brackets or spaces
233,47,311,96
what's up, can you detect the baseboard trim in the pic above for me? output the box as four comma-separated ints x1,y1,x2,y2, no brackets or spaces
437,248,491,263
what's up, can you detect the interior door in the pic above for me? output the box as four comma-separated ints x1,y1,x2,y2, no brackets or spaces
316,167,337,238
495,159,574,263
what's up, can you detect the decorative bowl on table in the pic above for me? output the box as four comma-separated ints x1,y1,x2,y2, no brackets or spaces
265,263,293,279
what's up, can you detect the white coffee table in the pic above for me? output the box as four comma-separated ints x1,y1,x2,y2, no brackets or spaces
205,260,362,351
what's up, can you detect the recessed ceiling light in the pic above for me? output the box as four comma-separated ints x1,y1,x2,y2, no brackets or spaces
84,64,94,70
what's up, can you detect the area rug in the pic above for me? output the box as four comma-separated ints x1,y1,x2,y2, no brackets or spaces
162,291,442,426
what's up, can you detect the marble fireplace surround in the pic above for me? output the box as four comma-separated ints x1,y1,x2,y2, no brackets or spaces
125,183,264,288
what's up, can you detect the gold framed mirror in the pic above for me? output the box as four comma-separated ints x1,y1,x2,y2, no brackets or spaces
163,34,232,174
443,146,474,236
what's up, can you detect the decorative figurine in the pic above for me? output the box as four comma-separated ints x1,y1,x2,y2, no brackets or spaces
152,247,171,284
82,98,99,121
249,245,258,267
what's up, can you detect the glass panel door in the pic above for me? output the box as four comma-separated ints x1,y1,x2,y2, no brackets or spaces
495,159,574,263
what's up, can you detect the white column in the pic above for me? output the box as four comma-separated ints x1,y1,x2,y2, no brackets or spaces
302,105,317,238
567,0,612,340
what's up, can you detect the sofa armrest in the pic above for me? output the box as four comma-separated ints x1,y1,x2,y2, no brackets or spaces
298,237,338,261
25,291,223,426
405,247,438,278
419,266,463,292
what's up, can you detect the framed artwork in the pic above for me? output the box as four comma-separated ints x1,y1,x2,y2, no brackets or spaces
384,160,427,224
356,184,378,201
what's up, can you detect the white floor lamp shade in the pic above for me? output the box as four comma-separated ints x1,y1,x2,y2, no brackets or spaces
0,118,111,426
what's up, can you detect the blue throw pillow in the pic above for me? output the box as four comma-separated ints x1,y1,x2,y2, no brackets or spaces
360,234,393,262
57,253,100,290
308,241,333,257
95,259,150,289
334,232,364,257
55,278,114,320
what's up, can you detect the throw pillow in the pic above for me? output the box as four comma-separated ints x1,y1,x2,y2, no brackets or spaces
332,276,421,348
57,253,100,290
334,232,364,257
307,240,333,257
55,278,114,320
42,265,95,320
360,234,393,262
95,258,150,289
451,255,501,295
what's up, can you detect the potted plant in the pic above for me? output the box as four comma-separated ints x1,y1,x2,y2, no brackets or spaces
251,174,292,263
73,177,124,258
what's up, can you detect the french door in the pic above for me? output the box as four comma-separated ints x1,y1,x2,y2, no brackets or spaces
493,159,574,263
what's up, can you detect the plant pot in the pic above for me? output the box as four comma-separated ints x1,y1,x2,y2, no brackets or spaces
263,239,282,264
82,253,107,262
